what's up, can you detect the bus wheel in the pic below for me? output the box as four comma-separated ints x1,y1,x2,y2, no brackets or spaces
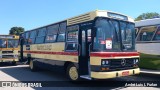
29,60,37,71
11,61,16,66
67,64,79,81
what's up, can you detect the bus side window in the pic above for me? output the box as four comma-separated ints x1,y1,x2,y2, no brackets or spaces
87,29,91,42
28,30,37,44
137,26,156,41
153,26,160,40
24,32,29,45
57,34,65,42
135,28,139,38
66,25,79,51
45,24,59,43
66,43,78,50
57,22,66,42
35,28,47,44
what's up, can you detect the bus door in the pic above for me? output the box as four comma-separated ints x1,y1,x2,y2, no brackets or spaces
79,28,91,76
19,37,26,62
19,38,24,62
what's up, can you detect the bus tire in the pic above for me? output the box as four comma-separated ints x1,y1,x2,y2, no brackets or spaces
11,61,16,66
29,60,37,72
66,64,79,81
27,57,31,65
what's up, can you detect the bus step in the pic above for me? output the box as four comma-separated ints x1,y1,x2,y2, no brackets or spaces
80,75,92,80
23,61,28,64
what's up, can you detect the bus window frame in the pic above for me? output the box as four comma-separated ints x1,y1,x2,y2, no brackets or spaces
27,30,37,45
35,28,47,44
57,22,67,42
47,24,59,35
57,33,65,42
24,31,30,45
92,17,135,52
59,22,67,34
136,26,157,41
135,28,139,36
65,25,79,52
152,25,160,41
45,24,59,43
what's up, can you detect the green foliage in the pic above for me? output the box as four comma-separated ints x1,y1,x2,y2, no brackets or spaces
9,27,25,35
135,12,160,21
139,53,160,70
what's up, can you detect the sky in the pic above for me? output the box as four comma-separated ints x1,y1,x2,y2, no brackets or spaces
0,0,160,34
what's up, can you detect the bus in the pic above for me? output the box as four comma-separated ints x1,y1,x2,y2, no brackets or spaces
135,18,160,55
0,35,19,65
135,18,160,69
19,10,140,81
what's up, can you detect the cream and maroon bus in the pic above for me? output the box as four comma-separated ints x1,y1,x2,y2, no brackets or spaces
19,10,140,81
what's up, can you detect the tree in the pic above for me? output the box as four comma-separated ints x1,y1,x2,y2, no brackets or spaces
9,27,25,35
135,12,160,21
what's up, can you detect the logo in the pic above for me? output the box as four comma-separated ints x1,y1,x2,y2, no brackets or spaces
121,59,126,66
2,82,12,87
1,82,42,87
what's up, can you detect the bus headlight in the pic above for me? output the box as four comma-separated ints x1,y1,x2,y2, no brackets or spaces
14,55,18,58
101,59,110,66
133,59,139,64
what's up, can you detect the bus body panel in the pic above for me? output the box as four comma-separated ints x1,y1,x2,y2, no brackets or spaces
136,42,160,55
135,19,160,70
91,68,140,79
23,43,78,63
135,18,160,55
19,10,140,80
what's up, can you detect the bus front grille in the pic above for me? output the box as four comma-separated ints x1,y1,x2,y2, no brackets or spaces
2,55,14,59
2,51,13,54
110,59,134,69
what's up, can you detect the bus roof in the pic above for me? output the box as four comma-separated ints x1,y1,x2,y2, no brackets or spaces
135,18,160,27
25,10,134,33
67,10,134,25
0,35,19,39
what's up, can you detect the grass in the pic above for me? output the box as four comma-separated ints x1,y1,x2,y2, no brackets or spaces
139,53,160,70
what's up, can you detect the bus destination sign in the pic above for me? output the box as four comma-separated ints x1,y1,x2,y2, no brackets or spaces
108,12,128,20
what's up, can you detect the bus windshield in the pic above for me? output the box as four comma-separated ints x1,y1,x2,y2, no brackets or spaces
93,18,135,52
120,21,135,50
0,39,19,48
8,39,19,48
0,39,7,48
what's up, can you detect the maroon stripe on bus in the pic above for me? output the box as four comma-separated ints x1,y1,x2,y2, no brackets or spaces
23,51,139,57
23,51,78,56
90,52,139,57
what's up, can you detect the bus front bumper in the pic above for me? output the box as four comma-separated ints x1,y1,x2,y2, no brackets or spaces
91,68,140,79
0,58,18,62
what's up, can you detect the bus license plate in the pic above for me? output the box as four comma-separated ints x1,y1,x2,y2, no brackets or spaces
122,71,129,76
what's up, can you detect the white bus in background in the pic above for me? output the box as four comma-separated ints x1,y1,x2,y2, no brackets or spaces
135,18,160,55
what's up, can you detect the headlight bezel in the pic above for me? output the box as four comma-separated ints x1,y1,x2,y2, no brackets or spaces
101,59,110,66
14,55,18,58
133,58,139,65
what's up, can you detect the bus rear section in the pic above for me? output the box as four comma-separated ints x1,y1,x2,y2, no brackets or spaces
0,35,19,65
19,10,140,81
